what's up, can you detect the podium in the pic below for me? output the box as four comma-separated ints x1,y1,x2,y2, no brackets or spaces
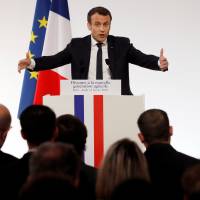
43,80,145,167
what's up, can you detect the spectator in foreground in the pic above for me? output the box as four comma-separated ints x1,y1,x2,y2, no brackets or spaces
0,105,57,199
137,108,200,200
56,114,97,200
96,138,150,200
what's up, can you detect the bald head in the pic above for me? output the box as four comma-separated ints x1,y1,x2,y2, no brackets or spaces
0,104,11,132
0,104,11,148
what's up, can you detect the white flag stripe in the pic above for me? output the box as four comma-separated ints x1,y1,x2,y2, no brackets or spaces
84,95,94,166
42,10,72,78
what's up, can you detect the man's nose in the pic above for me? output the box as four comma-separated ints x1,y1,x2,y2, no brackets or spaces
99,25,105,31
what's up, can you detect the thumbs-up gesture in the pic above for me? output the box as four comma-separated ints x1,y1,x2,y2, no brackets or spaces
159,48,168,72
18,52,31,73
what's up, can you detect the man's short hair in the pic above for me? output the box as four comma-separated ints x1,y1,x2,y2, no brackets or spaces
56,114,87,156
19,173,79,200
29,142,80,182
87,6,112,23
137,109,170,144
19,105,56,145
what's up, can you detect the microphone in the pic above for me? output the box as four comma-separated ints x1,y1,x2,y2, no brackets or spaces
105,58,110,66
105,59,112,76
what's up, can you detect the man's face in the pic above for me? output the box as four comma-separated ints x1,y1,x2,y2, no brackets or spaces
87,13,111,43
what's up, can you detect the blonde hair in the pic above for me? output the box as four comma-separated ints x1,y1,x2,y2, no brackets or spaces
96,138,150,200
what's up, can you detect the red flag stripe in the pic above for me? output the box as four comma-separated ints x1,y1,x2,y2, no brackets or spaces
93,95,104,168
34,70,67,104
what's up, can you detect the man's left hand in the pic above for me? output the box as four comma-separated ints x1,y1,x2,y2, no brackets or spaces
159,48,169,71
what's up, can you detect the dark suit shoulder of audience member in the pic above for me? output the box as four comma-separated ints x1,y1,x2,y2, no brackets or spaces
145,143,199,175
182,163,200,200
0,150,18,165
137,108,200,200
80,161,97,184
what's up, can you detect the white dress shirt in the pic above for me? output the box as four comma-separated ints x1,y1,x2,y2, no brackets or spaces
88,36,111,80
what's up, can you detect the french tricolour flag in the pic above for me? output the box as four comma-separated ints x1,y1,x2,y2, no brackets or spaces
18,0,71,116
34,0,71,104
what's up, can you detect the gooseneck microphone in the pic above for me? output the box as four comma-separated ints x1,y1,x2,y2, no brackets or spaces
105,58,110,66
105,58,112,77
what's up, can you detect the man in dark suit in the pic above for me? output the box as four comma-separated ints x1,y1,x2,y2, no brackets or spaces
56,114,97,200
137,109,200,200
18,7,169,95
0,105,57,199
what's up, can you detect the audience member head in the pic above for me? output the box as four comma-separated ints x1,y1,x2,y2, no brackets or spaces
137,109,173,147
96,138,150,200
56,114,87,156
0,104,11,148
19,173,79,200
110,178,155,200
182,164,200,200
19,105,56,147
29,142,80,186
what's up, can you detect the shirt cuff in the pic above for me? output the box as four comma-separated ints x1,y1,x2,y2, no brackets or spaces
27,59,36,70
158,59,160,67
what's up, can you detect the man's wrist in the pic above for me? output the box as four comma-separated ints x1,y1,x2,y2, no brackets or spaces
27,59,35,70
158,59,160,67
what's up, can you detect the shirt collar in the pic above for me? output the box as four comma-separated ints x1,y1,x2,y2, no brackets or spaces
91,35,107,47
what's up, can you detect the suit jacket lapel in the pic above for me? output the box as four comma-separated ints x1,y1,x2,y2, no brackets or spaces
107,36,115,78
81,35,91,78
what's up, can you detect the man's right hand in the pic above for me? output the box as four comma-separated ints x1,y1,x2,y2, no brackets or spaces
18,52,31,73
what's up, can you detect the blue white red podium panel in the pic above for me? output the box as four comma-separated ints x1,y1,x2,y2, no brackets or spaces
43,94,145,167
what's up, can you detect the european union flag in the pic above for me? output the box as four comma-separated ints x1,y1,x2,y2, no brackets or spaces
18,0,51,117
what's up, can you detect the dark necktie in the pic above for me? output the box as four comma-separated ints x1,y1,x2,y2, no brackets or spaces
96,43,103,79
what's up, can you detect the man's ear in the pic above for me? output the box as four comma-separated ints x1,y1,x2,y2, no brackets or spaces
138,133,145,143
21,131,27,140
0,130,8,148
169,126,173,137
87,22,91,31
